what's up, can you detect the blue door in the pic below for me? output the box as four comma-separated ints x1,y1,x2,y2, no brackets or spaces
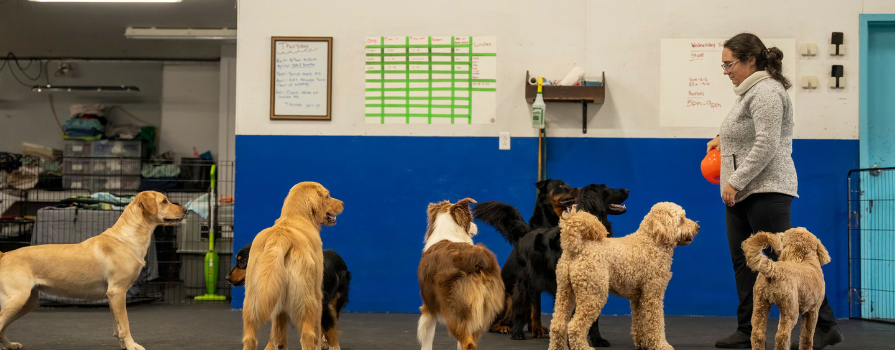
860,19,895,320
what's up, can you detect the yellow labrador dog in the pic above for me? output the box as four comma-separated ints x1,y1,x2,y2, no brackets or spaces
0,191,184,350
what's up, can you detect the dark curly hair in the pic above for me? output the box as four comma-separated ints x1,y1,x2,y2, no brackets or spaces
723,33,791,90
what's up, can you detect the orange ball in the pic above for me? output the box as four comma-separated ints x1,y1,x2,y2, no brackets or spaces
701,149,721,184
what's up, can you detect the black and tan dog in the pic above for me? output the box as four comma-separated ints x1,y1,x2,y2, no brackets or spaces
228,243,351,350
484,179,577,338
475,181,629,346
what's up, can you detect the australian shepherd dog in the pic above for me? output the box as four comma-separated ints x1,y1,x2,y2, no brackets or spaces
417,198,505,350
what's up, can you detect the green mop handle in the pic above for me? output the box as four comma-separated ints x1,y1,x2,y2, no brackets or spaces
209,164,216,252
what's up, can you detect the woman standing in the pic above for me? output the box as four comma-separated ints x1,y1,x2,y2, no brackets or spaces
708,33,844,350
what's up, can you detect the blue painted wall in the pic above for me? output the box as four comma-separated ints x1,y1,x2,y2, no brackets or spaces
232,135,857,319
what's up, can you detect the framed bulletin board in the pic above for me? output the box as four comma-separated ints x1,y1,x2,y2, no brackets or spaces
270,37,333,120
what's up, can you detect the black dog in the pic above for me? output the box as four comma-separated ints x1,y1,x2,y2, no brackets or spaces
487,179,576,337
226,243,351,348
475,183,628,346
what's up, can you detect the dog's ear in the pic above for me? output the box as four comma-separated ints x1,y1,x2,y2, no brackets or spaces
549,232,562,250
450,198,476,233
427,201,449,220
641,203,678,247
815,236,831,266
455,198,477,208
535,180,549,192
137,192,158,216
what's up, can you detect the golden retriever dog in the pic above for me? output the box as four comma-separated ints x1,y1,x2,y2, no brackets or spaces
0,191,184,350
549,203,699,350
742,228,830,350
417,198,505,350
242,182,344,350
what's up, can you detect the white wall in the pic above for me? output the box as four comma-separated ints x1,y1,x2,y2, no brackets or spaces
218,44,237,162
236,0,895,140
160,63,220,160
0,61,162,152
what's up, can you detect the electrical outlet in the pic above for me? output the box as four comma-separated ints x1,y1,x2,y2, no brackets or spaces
499,132,511,150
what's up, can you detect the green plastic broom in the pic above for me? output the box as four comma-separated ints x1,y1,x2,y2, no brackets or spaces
195,164,226,301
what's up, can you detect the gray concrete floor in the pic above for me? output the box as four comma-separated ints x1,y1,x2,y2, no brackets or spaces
3,304,893,349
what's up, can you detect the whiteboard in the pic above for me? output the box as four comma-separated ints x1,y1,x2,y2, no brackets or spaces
659,38,795,127
270,37,332,120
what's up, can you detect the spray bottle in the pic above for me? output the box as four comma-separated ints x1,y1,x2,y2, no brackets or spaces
532,76,546,129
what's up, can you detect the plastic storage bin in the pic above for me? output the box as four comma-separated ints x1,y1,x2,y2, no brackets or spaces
176,204,234,254
63,141,92,157
92,159,141,175
91,176,140,192
64,159,93,175
63,175,91,190
180,253,232,297
92,140,142,158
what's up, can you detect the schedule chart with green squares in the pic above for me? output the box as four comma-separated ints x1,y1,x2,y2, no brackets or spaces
364,36,497,124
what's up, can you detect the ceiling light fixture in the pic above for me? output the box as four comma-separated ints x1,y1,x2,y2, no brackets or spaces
125,27,236,40
32,85,140,93
29,0,181,3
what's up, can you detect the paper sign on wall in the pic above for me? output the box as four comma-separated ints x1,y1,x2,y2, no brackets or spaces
270,37,333,120
659,38,795,127
364,36,497,125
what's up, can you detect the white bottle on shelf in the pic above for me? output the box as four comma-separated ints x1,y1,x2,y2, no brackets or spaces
532,76,546,129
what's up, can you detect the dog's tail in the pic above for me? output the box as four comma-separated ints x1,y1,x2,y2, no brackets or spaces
336,270,351,316
253,237,289,322
742,232,783,279
455,244,501,275
559,206,610,254
473,201,530,245
451,244,506,334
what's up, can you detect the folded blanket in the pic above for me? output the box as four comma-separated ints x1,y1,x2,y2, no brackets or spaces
142,164,181,178
69,104,106,117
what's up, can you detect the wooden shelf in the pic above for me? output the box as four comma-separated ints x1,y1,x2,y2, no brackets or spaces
524,70,606,134
525,71,605,103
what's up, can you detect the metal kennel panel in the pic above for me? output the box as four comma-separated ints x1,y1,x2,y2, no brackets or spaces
848,167,895,323
0,160,235,306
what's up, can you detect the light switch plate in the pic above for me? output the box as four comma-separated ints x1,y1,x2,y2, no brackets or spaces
800,43,817,56
829,44,846,56
801,76,818,89
499,132,511,150
829,77,846,89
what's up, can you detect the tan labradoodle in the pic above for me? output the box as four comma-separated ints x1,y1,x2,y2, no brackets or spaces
742,228,830,350
548,202,700,350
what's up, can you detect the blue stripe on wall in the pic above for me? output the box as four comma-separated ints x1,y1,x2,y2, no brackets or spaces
232,135,857,319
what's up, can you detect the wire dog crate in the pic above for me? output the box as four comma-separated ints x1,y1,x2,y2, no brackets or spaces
847,167,895,323
0,159,235,306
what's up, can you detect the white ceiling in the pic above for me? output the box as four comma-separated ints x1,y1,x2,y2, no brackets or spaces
0,0,237,59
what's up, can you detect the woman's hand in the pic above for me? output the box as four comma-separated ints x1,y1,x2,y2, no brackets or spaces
707,136,720,153
722,184,738,206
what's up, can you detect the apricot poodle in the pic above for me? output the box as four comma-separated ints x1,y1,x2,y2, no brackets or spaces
742,228,830,350
548,202,699,350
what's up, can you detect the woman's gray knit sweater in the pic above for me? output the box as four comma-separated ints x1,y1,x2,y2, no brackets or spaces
719,70,798,203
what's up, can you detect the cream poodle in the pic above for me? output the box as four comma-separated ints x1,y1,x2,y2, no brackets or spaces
742,228,830,350
548,202,700,350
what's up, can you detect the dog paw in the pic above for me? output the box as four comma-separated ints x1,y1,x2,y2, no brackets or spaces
511,332,527,340
5,342,22,350
533,326,550,338
588,336,611,347
126,342,145,350
490,325,511,334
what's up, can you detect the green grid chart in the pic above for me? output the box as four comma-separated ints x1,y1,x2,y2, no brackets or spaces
365,36,497,124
